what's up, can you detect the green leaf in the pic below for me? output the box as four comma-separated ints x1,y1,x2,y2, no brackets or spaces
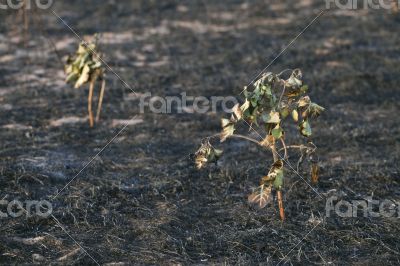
300,120,312,137
66,72,78,83
280,107,290,119
300,85,308,94
250,97,258,107
271,127,283,139
308,103,325,118
273,169,284,189
261,85,272,96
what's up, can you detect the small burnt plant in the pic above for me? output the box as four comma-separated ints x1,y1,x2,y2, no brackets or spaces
195,69,324,220
65,36,106,127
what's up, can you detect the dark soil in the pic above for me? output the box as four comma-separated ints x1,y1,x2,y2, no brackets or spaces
1,0,400,265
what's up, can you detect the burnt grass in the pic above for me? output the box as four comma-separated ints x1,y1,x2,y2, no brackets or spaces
1,0,400,265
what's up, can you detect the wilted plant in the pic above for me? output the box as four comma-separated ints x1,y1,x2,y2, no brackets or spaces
65,36,106,127
195,69,324,221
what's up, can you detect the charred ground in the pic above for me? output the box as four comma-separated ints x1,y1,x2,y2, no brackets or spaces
0,0,400,265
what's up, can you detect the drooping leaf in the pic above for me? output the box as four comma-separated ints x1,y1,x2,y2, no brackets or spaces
262,111,280,124
66,72,78,83
273,169,284,189
248,184,273,209
292,109,299,122
74,64,91,88
221,119,235,142
300,120,312,137
221,118,231,128
232,104,242,121
271,126,283,139
285,69,303,88
307,103,325,118
260,135,274,147
280,107,290,119
194,142,223,169
298,96,311,108
65,39,104,89
240,99,250,113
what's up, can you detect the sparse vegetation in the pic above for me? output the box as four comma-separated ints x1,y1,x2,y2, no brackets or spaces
65,36,106,127
1,1,400,264
196,69,324,220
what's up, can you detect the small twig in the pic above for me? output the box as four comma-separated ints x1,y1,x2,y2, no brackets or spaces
95,78,106,123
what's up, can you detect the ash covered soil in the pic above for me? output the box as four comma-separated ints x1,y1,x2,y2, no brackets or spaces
0,0,400,265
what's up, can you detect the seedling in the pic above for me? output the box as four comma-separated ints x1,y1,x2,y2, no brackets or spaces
195,69,324,221
65,36,106,127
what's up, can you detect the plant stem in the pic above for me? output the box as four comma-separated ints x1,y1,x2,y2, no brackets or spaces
280,138,288,160
88,80,94,128
204,133,261,146
272,141,285,221
277,190,285,221
95,79,106,123
270,141,279,162
230,134,261,145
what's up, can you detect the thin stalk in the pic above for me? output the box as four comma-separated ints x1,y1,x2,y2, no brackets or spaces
278,85,286,108
280,138,288,160
203,133,261,146
272,141,285,221
88,79,95,127
277,190,285,221
95,79,106,123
